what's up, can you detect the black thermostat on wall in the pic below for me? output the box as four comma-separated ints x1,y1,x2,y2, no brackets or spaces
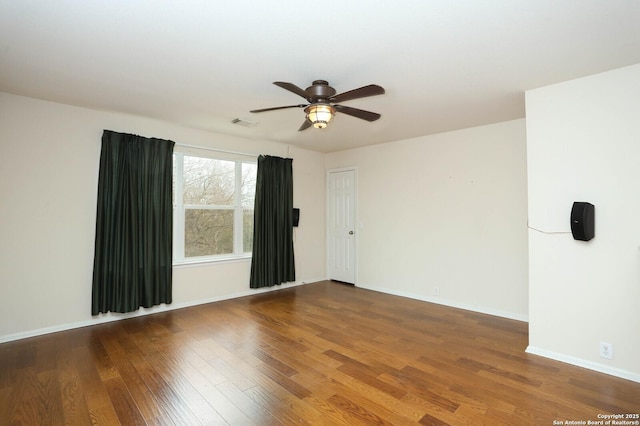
293,208,300,227
570,202,594,241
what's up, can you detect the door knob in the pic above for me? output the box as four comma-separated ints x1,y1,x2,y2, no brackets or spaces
349,231,354,235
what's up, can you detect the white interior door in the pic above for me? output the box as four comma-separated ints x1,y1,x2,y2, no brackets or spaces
327,169,356,284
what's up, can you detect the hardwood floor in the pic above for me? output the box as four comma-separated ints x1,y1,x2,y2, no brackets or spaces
1,281,638,425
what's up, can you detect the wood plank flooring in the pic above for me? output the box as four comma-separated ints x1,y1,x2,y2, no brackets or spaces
1,281,638,425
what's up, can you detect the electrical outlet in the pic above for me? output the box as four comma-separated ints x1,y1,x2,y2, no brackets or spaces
599,342,613,360
433,287,440,296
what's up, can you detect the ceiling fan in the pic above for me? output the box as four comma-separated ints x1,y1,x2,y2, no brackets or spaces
250,80,385,131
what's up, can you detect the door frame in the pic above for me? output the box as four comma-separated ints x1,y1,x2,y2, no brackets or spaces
326,166,358,285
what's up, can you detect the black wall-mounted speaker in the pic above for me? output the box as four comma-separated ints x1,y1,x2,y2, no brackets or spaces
571,202,595,241
293,208,300,227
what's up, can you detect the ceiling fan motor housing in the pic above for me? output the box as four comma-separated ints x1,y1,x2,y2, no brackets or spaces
306,80,336,101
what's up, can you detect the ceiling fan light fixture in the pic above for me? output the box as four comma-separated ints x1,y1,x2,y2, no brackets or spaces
250,80,384,131
305,104,335,129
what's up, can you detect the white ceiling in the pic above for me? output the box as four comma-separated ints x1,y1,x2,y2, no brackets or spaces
1,1,639,153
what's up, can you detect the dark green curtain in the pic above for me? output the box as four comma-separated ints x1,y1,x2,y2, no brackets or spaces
92,130,174,315
250,155,296,288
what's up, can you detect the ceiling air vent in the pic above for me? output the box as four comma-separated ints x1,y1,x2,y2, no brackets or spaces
231,118,257,127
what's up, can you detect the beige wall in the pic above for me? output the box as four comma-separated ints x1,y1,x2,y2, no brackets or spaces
325,119,529,321
0,93,326,341
526,63,640,381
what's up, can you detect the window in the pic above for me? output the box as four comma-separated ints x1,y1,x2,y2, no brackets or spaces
173,150,257,264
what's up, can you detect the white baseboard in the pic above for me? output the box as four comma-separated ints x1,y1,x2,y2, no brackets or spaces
526,346,640,384
0,279,323,344
357,283,529,322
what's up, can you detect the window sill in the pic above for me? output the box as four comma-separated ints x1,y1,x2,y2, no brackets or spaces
173,254,252,268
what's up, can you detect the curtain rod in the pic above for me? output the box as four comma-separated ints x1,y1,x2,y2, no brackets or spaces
174,142,257,158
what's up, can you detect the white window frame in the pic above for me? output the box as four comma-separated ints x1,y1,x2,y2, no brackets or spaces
173,150,256,266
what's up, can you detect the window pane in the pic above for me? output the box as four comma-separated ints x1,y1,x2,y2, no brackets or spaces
185,209,233,256
241,162,257,208
183,156,235,205
243,209,254,253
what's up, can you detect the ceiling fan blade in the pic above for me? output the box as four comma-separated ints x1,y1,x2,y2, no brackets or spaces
250,104,307,113
330,84,385,103
298,119,312,131
273,82,312,100
334,104,381,122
